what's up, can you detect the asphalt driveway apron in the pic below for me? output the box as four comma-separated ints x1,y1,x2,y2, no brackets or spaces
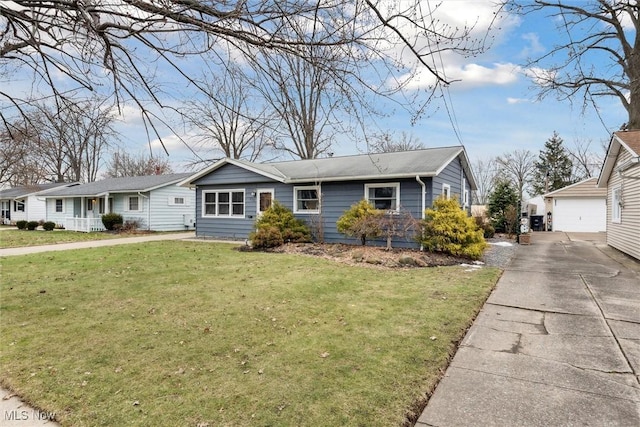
417,232,640,427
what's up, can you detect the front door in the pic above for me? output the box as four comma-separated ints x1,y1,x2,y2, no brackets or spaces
257,189,274,216
1,201,10,222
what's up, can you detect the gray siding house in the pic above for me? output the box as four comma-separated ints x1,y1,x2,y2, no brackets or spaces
180,146,477,247
44,174,195,232
597,130,640,260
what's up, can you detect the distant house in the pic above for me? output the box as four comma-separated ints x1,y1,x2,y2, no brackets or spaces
0,182,78,224
179,146,477,248
597,130,640,260
543,178,607,232
43,174,195,232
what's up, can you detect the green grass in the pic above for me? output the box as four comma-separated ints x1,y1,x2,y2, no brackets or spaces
0,230,127,248
0,242,500,426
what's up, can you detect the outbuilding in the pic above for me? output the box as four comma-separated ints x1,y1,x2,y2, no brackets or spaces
543,178,606,232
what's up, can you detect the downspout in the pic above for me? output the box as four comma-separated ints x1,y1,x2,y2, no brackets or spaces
138,192,150,230
416,175,426,251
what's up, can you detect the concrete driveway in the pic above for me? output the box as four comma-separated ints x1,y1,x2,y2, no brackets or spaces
417,231,640,426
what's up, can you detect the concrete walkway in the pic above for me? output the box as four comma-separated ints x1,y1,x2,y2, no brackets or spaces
0,232,199,257
417,231,640,426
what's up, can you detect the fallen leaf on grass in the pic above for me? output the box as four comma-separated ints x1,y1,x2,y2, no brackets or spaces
320,352,330,358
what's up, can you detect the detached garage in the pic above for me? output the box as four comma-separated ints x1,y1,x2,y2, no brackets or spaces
544,178,607,232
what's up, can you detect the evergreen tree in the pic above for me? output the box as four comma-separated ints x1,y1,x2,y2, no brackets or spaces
488,179,518,234
530,132,574,195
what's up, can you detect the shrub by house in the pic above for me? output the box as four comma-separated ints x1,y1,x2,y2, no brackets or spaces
419,197,487,260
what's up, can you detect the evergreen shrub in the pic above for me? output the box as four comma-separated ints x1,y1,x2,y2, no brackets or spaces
101,213,124,231
419,197,487,260
250,201,311,249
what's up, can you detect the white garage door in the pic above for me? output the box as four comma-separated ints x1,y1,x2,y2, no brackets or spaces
553,198,606,232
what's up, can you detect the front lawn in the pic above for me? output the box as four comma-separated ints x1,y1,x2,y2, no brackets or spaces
0,230,126,248
0,242,500,426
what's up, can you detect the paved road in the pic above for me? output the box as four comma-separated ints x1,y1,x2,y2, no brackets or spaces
417,232,640,426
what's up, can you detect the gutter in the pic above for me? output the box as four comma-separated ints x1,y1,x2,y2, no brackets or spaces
137,192,150,231
416,175,426,251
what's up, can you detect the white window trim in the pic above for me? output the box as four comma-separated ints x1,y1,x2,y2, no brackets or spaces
202,189,246,218
126,196,142,212
364,182,400,212
442,183,451,200
256,188,275,216
612,186,622,223
168,196,188,206
293,185,320,214
55,199,65,214
14,200,25,212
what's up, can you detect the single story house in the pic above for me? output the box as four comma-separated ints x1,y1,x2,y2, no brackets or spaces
543,178,607,232
0,182,78,224
179,146,476,247
597,130,640,260
44,174,195,232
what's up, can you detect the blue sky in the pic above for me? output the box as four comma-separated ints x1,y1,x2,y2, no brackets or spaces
4,1,629,171
133,1,626,170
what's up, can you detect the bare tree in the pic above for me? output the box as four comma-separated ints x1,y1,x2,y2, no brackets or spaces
471,157,499,205
184,70,273,165
496,149,536,201
0,125,44,185
507,1,640,128
104,151,173,178
368,132,425,153
247,37,345,159
566,138,605,181
1,1,494,149
2,98,116,183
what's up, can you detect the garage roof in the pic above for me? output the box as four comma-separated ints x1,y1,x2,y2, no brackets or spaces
544,178,606,198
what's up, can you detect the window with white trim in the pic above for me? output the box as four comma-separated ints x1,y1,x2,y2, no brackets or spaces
294,186,320,213
202,190,245,217
168,196,187,206
55,199,64,213
128,196,140,211
612,186,622,223
14,200,25,212
87,199,94,211
365,183,399,211
99,198,112,214
442,183,451,200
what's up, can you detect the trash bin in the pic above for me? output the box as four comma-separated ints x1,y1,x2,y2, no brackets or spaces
530,215,544,231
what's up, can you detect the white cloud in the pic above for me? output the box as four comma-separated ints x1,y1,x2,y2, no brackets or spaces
400,61,522,90
519,32,545,58
507,97,529,104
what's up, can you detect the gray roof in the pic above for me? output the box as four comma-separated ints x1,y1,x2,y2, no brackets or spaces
182,146,477,189
44,174,192,198
0,182,77,199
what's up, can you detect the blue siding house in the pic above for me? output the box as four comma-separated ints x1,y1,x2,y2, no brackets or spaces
179,146,477,247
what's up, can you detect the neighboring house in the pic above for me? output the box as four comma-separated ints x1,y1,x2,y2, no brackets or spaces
597,130,640,261
179,146,476,248
543,178,607,232
44,174,195,232
0,182,78,224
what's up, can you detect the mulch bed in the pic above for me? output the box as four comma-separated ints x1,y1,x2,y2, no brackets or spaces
239,242,473,269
